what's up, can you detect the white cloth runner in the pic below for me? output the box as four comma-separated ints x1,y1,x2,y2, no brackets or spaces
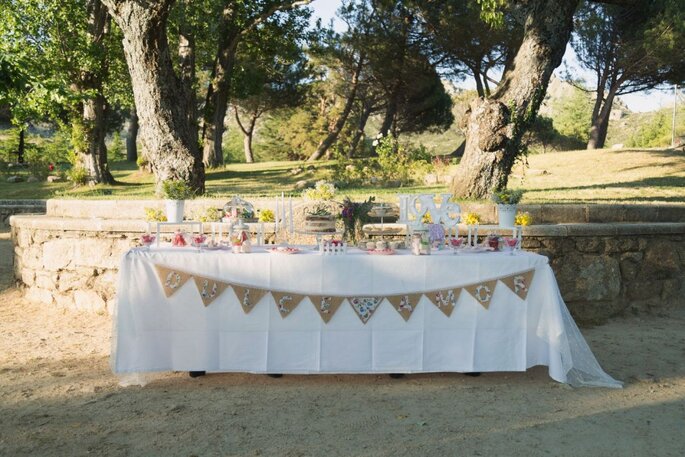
111,247,622,388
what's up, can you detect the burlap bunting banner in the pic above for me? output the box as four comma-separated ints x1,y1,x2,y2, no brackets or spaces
193,276,229,307
232,285,268,314
349,297,384,324
310,296,345,323
500,269,535,300
386,293,423,321
152,263,537,324
464,280,499,309
428,289,461,317
154,264,192,297
272,291,305,318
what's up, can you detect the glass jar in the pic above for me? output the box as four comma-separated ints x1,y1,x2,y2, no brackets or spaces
230,221,250,252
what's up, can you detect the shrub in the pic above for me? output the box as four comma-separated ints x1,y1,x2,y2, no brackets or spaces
160,179,194,200
67,165,89,185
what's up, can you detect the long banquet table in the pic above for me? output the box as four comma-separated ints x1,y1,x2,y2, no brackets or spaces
112,246,622,388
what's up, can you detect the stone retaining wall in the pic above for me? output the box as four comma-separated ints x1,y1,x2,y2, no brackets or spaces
0,200,45,229
10,213,685,324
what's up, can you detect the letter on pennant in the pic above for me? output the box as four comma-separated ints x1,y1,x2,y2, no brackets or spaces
310,295,345,323
154,264,192,298
192,276,229,307
386,293,423,321
500,270,535,300
464,280,498,309
232,285,267,314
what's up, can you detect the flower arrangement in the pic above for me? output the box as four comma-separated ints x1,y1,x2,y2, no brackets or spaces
193,207,222,223
422,212,433,224
340,196,375,243
258,209,275,222
160,179,194,200
491,188,524,205
462,212,481,225
515,211,533,226
144,207,167,222
307,203,333,217
302,180,336,201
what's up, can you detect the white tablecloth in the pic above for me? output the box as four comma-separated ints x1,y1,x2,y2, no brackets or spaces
112,247,621,387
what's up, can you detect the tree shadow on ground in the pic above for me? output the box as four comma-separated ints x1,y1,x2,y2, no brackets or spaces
536,175,685,193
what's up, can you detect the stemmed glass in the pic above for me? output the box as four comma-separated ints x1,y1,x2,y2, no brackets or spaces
503,237,519,255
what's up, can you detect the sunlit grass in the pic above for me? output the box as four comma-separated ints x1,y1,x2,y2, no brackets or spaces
1,147,683,204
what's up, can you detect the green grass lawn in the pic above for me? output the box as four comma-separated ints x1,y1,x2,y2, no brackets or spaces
1,147,684,203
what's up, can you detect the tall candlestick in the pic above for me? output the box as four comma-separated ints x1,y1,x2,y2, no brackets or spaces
289,197,294,234
275,199,279,233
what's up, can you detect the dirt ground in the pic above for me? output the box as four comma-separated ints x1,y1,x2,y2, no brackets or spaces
1,231,684,457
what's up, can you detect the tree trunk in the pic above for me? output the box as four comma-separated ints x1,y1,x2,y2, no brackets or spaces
587,85,618,149
348,103,373,158
103,0,205,193
308,54,365,161
177,0,197,132
76,0,114,185
79,93,115,184
235,107,260,164
201,38,239,168
126,106,138,162
587,67,610,149
450,0,580,198
17,128,25,164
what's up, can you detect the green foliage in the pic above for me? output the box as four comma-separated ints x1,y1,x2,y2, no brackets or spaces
108,132,125,161
340,196,375,243
491,188,523,204
306,203,333,217
551,88,593,144
67,165,89,186
160,180,194,200
625,111,674,148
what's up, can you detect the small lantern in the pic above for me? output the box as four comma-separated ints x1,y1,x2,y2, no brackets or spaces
230,220,251,253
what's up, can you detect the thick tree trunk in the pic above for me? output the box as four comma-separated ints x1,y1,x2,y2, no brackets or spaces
126,107,138,162
587,86,617,149
308,54,365,161
201,38,239,168
79,94,115,184
17,128,25,164
103,0,205,193
177,0,196,132
450,0,580,198
76,0,114,185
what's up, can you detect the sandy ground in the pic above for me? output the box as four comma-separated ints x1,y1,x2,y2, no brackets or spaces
1,231,684,456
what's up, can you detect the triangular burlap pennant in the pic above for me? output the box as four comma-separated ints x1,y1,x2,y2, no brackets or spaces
348,297,384,324
232,285,267,314
427,289,460,317
386,293,423,321
154,264,192,298
192,276,229,307
464,280,498,309
272,291,305,318
310,296,345,323
500,269,535,300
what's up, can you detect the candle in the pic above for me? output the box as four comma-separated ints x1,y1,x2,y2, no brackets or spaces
289,197,294,234
281,192,285,226
275,199,279,233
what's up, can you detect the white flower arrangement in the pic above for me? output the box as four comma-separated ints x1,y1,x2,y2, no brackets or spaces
302,180,337,201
